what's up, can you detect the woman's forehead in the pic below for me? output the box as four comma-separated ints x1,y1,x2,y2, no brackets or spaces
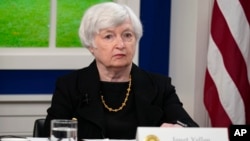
98,19,134,32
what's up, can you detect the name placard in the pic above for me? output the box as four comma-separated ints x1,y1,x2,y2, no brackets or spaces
136,127,229,141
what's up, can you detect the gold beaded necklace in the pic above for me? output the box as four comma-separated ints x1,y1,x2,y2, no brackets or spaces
100,75,131,112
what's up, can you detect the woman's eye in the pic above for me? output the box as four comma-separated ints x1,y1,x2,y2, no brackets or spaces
104,34,113,40
122,32,134,41
125,33,132,38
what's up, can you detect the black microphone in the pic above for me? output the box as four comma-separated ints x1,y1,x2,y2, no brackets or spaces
81,93,90,105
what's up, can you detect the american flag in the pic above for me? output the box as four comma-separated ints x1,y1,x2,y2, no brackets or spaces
204,0,250,126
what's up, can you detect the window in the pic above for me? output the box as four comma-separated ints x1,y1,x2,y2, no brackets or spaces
0,0,140,70
0,0,112,48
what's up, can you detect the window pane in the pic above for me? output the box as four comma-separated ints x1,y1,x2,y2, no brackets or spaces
0,0,50,47
0,0,113,48
56,0,112,48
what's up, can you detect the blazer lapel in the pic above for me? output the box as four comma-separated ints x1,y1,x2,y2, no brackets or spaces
131,65,164,126
75,61,106,131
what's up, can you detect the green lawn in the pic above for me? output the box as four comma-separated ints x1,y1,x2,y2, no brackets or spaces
0,0,111,48
56,0,112,48
0,0,49,47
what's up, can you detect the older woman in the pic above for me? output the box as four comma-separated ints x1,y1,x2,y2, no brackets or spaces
44,2,198,139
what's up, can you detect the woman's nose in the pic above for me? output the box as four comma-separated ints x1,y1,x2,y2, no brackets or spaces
115,36,125,48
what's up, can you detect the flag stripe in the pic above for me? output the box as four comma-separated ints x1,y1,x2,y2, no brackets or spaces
215,0,250,123
239,0,250,24
204,0,250,127
204,70,232,126
218,0,250,83
207,35,245,124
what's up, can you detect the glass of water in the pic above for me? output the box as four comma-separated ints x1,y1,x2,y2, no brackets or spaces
50,119,77,141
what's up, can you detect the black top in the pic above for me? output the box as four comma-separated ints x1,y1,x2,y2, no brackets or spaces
43,60,199,139
100,81,137,139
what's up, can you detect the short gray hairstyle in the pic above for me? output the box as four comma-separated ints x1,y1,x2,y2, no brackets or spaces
79,2,143,48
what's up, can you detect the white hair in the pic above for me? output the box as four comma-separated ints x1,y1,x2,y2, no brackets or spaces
78,2,143,48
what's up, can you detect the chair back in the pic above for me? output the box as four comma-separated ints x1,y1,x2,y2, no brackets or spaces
33,118,45,137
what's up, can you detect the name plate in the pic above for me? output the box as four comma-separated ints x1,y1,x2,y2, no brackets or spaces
136,127,228,141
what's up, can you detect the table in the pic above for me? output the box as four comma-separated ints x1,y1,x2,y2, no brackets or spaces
26,138,135,141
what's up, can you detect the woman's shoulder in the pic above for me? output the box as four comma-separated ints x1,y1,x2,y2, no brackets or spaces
55,66,91,84
58,61,97,80
132,64,171,81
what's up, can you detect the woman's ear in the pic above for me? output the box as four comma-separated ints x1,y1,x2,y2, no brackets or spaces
88,47,94,55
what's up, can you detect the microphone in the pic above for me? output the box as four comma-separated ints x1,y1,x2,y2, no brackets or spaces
81,93,90,105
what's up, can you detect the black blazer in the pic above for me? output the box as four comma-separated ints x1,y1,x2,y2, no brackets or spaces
44,60,198,139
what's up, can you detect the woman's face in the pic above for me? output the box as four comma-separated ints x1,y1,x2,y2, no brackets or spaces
89,19,137,69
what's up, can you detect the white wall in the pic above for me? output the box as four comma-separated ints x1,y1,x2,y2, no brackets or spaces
0,95,51,136
169,0,214,127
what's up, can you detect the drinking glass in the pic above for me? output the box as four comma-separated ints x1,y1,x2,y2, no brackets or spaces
50,119,77,141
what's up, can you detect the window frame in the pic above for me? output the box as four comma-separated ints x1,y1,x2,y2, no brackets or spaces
0,0,140,70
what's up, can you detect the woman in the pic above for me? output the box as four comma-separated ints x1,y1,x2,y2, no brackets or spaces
44,2,199,139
